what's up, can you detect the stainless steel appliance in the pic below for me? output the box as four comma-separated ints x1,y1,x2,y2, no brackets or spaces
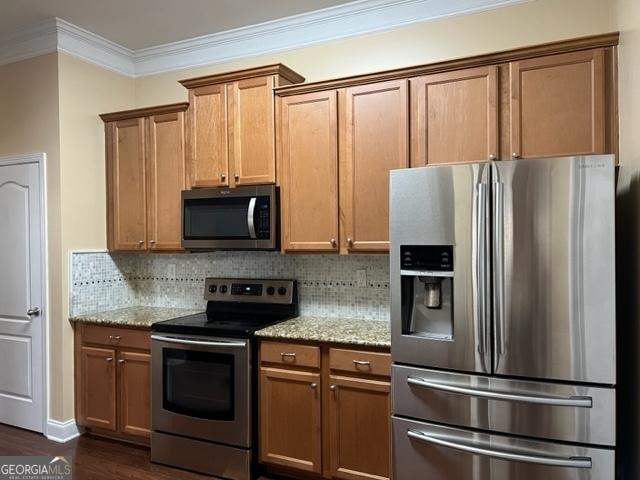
151,278,298,479
390,155,617,480
182,185,278,250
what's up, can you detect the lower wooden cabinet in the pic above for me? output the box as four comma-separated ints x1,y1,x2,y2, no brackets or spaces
259,340,391,480
329,375,390,480
260,367,322,473
79,346,117,431
75,323,151,444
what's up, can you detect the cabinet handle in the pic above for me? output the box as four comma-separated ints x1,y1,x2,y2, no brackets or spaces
353,360,371,366
106,357,113,362
234,174,240,181
330,238,337,247
512,152,520,159
109,335,121,341
489,154,497,161
118,359,125,364
330,385,337,391
310,383,317,389
347,238,354,247
280,352,296,360
220,173,226,181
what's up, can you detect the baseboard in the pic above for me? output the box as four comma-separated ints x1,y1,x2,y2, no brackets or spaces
45,419,82,443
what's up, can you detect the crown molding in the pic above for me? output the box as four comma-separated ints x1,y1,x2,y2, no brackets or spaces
132,0,533,76
0,0,533,77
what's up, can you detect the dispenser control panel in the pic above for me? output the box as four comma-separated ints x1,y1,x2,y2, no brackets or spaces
401,245,453,271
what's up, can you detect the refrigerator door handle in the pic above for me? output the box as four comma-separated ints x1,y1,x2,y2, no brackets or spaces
407,429,593,469
406,376,593,408
493,181,506,360
474,183,490,357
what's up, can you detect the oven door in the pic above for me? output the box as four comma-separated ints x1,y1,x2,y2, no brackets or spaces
182,185,277,250
151,334,251,447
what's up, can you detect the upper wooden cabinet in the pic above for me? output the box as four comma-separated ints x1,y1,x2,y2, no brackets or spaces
340,80,408,252
509,48,606,159
279,90,339,252
411,66,498,166
180,64,304,189
102,103,188,252
278,80,409,253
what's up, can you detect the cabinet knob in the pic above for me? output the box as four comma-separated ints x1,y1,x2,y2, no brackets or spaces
234,174,240,181
220,173,226,181
149,240,156,245
512,152,520,159
347,238,354,247
330,238,337,247
330,385,337,391
106,357,113,362
138,240,144,246
118,359,125,364
310,383,317,389
489,154,497,161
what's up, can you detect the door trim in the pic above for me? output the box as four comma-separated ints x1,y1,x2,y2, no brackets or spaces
0,153,48,435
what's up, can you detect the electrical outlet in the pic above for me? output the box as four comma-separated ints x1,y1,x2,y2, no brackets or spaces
167,264,176,279
356,269,367,287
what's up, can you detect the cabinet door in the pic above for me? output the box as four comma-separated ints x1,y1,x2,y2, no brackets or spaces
329,375,391,480
79,346,116,431
229,76,276,186
510,49,605,158
340,80,408,252
146,112,187,251
411,66,498,166
260,367,322,474
118,351,151,438
280,91,339,252
187,84,229,187
107,118,147,250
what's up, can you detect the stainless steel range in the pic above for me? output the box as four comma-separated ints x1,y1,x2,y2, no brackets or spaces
150,278,298,479
390,155,617,479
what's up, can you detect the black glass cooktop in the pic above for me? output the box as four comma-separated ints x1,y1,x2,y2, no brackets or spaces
152,311,296,338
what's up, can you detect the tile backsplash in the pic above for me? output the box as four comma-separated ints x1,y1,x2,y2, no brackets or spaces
71,251,390,321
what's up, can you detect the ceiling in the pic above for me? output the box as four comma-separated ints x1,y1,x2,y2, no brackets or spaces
1,0,355,50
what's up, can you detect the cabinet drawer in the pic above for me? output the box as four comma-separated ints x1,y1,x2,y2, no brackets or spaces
82,324,150,350
330,348,391,377
260,341,320,369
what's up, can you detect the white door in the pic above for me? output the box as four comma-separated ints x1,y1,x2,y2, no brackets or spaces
0,160,44,432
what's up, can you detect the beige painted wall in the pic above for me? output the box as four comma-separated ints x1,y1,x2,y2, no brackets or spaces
134,0,613,107
0,53,64,423
56,53,135,420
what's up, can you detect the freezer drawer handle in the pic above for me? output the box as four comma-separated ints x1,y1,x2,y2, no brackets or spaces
407,429,592,469
406,376,593,408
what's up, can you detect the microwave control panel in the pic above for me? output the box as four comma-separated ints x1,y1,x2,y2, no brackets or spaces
255,198,270,239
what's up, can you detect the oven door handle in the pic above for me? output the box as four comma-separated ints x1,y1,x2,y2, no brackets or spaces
151,335,246,348
247,197,257,239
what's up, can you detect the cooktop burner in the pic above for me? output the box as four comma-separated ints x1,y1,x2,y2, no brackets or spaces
152,278,298,338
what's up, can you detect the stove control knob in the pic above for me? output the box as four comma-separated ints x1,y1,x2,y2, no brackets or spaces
208,285,217,293
266,286,275,295
278,287,287,296
219,285,228,294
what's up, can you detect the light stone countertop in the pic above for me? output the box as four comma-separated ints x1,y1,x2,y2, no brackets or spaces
69,306,202,328
255,316,391,348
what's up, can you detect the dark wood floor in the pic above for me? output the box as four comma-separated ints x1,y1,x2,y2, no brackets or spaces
0,423,218,479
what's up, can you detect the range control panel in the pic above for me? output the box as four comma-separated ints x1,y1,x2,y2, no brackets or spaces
204,278,295,304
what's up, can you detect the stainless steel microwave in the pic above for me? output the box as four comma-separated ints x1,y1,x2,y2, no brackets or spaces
181,185,278,250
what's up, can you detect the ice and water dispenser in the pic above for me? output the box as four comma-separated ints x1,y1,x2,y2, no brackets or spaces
400,245,454,340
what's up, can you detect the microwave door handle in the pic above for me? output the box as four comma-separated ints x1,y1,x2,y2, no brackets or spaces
247,197,257,239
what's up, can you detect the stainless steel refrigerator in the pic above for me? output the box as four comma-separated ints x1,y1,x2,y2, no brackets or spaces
390,155,617,480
